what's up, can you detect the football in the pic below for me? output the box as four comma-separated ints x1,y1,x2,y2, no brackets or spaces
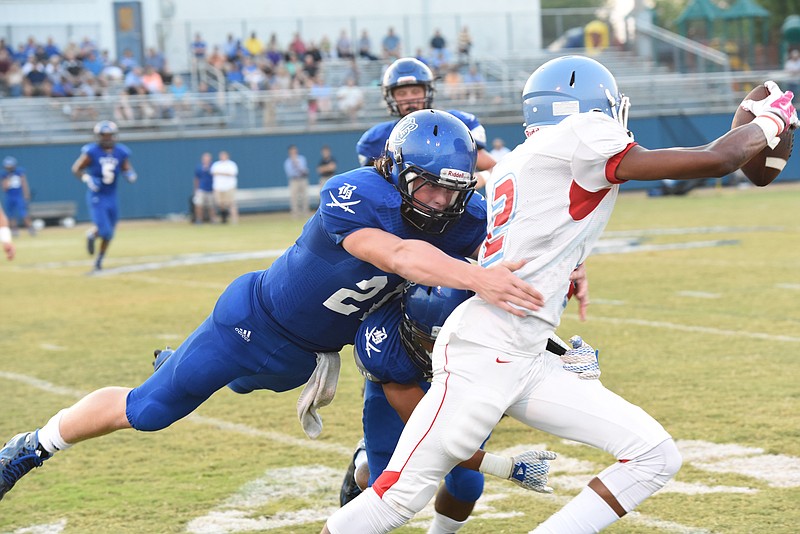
731,84,794,186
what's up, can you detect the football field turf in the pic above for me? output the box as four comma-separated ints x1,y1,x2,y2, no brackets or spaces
1,183,799,533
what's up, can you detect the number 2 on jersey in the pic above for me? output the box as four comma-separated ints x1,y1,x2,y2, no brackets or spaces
479,174,516,267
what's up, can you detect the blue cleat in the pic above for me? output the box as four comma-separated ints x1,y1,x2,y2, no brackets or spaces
153,347,173,372
339,438,366,506
0,431,51,501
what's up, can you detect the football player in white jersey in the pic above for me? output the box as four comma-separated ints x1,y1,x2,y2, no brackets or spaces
322,56,798,534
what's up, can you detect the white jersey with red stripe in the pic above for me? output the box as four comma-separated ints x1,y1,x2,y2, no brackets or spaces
455,111,635,357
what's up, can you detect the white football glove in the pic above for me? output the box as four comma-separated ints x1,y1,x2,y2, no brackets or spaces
561,335,600,380
509,450,557,493
740,81,800,134
81,173,100,192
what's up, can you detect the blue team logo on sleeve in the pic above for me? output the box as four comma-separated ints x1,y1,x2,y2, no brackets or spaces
325,183,361,214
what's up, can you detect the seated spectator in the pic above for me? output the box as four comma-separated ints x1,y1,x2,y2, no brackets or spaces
358,30,378,61
207,45,226,70
242,56,266,90
168,74,190,116
265,42,282,68
118,48,139,73
43,37,61,59
319,35,333,59
224,60,245,85
336,77,364,121
336,30,354,59
141,65,164,94
382,27,401,60
0,48,11,95
457,26,472,63
441,66,465,101
79,36,97,58
61,51,84,82
22,59,50,97
82,50,105,77
307,73,332,125
289,32,307,58
144,47,166,76
6,63,23,97
223,34,239,62
301,52,319,79
124,66,146,94
463,64,485,103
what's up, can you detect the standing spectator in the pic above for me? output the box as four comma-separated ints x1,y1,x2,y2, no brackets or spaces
784,49,800,98
0,203,14,260
210,151,238,224
244,32,264,58
207,45,226,70
358,30,378,61
316,145,337,189
336,30,354,59
382,27,401,60
429,30,449,71
223,34,239,62
190,33,207,63
489,137,511,161
71,120,137,272
284,144,310,219
1,156,34,236
192,152,216,224
457,26,473,64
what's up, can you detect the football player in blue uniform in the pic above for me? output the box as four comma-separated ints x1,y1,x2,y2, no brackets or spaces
357,58,496,181
1,156,35,236
0,110,544,503
71,120,137,271
350,282,558,533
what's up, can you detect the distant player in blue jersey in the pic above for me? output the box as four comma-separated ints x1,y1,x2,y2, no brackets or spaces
349,282,559,534
0,110,544,503
1,156,35,236
357,58,496,182
71,120,137,271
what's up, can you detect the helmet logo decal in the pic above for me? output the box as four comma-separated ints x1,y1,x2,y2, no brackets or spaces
391,116,419,147
440,168,472,183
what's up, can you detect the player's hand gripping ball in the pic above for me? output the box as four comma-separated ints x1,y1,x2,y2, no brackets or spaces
733,82,796,186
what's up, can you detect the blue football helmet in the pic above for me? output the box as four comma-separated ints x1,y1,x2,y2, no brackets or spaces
385,109,477,234
400,282,474,379
93,120,118,148
382,58,435,116
521,55,629,135
2,156,17,169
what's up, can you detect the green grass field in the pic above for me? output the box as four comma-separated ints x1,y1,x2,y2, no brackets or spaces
1,183,799,533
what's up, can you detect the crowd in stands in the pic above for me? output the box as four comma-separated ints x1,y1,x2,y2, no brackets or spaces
0,25,485,126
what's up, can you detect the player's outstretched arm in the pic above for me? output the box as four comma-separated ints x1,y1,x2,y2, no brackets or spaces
343,228,544,316
616,81,798,183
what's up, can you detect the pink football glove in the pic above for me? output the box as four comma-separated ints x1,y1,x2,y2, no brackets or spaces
740,81,800,134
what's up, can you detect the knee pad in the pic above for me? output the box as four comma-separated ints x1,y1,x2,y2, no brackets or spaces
444,465,484,502
598,438,682,513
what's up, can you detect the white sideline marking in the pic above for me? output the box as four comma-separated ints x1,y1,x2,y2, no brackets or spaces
603,226,782,237
776,283,800,290
39,343,66,351
676,291,721,299
90,250,286,277
10,519,67,534
592,239,739,256
594,317,800,343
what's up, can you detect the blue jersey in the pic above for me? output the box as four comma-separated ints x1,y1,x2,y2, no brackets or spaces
356,109,487,166
81,142,132,195
256,166,487,353
195,163,213,192
1,167,25,199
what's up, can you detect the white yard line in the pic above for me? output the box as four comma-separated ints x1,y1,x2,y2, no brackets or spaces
593,317,800,343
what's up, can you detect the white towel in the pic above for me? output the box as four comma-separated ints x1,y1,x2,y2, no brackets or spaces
296,351,341,439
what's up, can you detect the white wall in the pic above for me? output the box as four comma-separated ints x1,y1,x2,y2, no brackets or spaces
1,0,542,70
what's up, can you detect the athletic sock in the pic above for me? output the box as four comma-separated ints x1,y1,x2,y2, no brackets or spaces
427,511,468,533
37,410,74,454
